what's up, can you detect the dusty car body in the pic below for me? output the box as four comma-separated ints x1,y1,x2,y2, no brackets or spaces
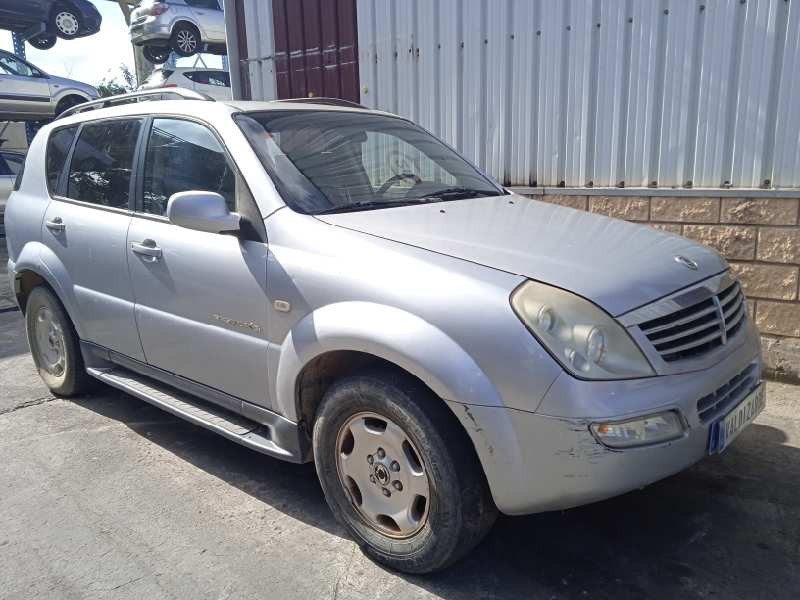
4,92,765,572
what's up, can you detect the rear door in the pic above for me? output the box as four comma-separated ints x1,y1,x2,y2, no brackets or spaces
0,53,53,119
184,0,225,43
41,119,146,361
126,117,271,407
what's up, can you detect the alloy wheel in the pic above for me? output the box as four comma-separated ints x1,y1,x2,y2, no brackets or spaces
335,411,431,538
176,30,198,54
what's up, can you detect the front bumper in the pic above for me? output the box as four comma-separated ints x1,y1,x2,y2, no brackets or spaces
450,319,763,515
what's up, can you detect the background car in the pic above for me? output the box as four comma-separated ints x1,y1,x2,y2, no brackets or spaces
0,0,102,50
139,67,231,100
0,49,98,120
0,149,24,229
130,0,226,64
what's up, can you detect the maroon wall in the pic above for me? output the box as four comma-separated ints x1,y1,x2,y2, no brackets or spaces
271,0,360,102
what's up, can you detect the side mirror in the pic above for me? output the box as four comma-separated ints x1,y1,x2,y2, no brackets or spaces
166,191,240,234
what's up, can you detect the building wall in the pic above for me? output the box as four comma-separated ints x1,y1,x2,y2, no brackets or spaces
357,0,800,189
517,190,800,381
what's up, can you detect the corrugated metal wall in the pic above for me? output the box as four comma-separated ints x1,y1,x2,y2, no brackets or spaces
356,0,800,189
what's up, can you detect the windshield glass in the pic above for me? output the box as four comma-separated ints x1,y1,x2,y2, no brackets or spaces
235,110,503,214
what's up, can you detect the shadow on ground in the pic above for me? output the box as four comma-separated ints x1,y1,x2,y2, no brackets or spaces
69,389,800,600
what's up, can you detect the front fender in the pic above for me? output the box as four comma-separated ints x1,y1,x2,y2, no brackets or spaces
14,241,86,338
273,302,504,421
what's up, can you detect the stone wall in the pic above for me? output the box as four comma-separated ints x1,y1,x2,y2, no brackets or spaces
526,192,800,382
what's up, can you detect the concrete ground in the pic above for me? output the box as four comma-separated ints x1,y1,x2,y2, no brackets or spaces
1,255,799,599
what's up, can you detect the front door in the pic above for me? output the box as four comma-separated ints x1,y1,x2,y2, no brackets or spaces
40,119,145,361
126,117,271,407
0,52,52,119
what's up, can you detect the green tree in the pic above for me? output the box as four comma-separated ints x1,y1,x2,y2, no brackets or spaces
96,64,137,98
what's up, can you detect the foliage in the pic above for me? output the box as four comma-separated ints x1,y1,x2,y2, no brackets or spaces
96,64,137,98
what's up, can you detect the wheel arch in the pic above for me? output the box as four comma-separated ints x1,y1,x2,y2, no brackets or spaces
13,242,85,338
274,302,505,425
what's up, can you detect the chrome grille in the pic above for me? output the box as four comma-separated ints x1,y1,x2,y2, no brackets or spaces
696,363,759,424
638,281,746,363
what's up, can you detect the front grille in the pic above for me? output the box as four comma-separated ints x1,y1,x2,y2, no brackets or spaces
696,363,759,424
638,281,746,363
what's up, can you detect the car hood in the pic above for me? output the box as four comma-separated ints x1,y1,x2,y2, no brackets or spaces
315,195,727,316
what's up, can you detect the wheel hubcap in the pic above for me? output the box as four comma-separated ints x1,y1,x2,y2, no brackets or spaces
336,412,431,538
55,12,79,35
177,30,197,53
33,307,66,377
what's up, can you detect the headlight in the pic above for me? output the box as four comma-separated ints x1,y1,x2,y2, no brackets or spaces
510,280,655,380
590,411,685,448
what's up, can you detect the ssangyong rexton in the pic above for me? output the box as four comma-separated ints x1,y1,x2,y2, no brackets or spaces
4,92,765,573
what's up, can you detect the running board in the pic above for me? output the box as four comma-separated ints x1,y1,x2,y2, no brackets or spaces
87,366,305,462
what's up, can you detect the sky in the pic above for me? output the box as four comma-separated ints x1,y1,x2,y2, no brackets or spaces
0,0,222,87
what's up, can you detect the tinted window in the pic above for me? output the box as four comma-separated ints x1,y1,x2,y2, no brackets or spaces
141,118,235,216
185,0,220,9
46,126,78,193
67,119,141,208
184,71,230,87
0,53,40,77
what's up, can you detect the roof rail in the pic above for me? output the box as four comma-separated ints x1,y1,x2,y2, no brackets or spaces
56,88,214,120
273,97,368,110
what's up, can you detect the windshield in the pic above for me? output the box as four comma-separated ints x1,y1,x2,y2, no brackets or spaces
235,110,504,214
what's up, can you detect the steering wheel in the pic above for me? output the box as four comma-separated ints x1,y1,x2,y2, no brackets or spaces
376,173,421,197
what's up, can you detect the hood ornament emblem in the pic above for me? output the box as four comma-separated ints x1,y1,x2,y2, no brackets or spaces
674,255,699,270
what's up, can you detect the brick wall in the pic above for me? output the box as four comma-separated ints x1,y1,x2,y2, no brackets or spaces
531,193,800,382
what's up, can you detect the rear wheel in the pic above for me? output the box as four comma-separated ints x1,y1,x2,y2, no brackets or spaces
25,286,93,397
29,34,57,50
143,45,171,65
313,369,497,573
171,24,200,57
52,5,82,39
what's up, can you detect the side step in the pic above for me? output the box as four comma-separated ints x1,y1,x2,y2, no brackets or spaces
87,367,299,461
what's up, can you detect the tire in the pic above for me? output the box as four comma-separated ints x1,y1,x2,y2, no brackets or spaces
143,45,171,65
55,95,85,116
170,23,200,57
52,5,82,39
25,286,93,397
29,34,57,50
313,369,497,573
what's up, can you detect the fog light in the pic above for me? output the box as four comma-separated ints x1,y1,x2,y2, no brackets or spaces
590,411,684,449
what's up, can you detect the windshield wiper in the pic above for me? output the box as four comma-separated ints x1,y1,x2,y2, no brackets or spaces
315,197,443,214
415,187,498,201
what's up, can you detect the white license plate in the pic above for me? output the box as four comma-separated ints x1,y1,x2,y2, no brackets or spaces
708,382,766,454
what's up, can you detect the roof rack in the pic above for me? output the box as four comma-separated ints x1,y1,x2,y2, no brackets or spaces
273,97,368,110
57,88,214,120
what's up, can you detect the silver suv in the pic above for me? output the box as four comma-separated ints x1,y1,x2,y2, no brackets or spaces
129,0,226,63
4,91,765,574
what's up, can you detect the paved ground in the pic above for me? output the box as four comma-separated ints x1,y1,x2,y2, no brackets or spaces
0,253,799,598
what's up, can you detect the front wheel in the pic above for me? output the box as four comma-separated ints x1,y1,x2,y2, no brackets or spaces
313,370,497,573
25,286,93,397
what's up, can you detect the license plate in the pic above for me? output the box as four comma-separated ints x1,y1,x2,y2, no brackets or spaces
708,382,766,454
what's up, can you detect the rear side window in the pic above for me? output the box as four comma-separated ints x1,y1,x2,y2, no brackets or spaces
46,126,78,194
141,118,235,216
67,119,141,209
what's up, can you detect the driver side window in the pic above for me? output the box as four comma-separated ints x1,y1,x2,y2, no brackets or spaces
0,54,39,78
141,118,235,216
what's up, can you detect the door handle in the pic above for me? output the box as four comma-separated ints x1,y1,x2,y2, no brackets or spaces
131,239,162,261
45,217,65,232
